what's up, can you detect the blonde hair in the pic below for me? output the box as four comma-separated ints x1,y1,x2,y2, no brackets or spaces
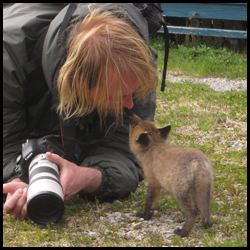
57,8,158,120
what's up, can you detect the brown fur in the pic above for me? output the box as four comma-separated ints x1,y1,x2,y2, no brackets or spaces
129,114,213,237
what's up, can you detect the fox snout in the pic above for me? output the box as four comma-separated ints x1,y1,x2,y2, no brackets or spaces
129,114,136,124
124,107,134,117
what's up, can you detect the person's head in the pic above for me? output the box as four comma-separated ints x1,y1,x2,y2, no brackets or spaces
57,8,158,120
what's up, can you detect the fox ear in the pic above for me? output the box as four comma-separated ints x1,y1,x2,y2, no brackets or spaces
136,132,150,147
158,125,171,139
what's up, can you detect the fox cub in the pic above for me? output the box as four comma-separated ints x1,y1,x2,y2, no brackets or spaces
129,114,213,237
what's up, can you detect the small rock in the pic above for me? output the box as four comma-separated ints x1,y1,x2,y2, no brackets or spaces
88,231,98,237
126,231,134,239
114,212,121,218
113,199,122,204
110,219,116,224
67,222,74,228
131,222,143,229
135,235,143,241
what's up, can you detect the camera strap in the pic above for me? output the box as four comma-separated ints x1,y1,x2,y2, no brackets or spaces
60,115,76,162
59,111,123,164
160,19,169,92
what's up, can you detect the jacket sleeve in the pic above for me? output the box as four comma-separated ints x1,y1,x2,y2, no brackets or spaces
3,40,30,183
3,3,65,183
80,89,156,202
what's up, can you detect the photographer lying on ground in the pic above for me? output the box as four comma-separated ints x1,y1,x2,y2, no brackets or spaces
3,4,158,221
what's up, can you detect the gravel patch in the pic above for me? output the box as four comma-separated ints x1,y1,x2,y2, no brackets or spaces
74,207,246,247
166,74,247,92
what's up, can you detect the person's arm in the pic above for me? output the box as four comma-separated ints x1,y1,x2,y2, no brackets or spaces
3,44,29,184
3,3,65,184
45,152,102,201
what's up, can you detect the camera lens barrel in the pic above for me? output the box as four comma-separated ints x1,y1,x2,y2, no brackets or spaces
27,154,64,224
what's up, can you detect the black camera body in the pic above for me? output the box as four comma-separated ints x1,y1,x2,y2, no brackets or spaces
15,136,67,225
15,136,67,181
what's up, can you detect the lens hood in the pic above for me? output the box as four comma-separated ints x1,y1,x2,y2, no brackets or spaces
27,192,64,224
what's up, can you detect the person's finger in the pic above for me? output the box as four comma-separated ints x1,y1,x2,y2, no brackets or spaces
3,183,18,194
12,188,27,220
20,201,28,221
3,188,23,214
46,152,64,170
46,152,68,198
3,181,28,194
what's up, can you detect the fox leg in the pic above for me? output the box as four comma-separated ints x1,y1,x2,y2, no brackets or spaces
137,182,161,220
174,193,198,237
197,178,213,229
200,214,213,229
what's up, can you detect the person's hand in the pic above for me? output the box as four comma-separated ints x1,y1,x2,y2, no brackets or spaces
3,178,28,221
46,152,102,201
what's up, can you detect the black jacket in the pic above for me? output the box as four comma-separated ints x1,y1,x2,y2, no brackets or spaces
3,3,157,201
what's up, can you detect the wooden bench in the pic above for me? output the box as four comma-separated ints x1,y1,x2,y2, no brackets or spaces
158,3,247,40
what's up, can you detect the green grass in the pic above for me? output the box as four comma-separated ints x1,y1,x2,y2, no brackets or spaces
151,35,247,79
3,37,247,247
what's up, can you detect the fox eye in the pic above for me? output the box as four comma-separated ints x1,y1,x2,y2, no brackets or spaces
132,123,138,129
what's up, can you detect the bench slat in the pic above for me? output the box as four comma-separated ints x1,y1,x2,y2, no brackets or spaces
158,26,247,39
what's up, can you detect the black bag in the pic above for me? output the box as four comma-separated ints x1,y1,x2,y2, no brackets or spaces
133,3,164,35
132,3,169,91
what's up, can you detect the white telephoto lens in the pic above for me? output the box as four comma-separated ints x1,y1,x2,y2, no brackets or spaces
27,154,64,224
